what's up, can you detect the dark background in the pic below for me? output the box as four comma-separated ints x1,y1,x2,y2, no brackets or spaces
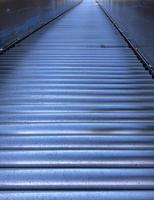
0,0,81,50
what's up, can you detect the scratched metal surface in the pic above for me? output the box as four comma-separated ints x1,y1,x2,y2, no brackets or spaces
97,0,154,69
0,0,81,50
0,0,154,199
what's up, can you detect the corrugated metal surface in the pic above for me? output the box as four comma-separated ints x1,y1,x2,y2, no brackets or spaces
0,0,154,199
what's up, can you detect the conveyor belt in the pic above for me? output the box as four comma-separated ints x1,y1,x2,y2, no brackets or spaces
0,0,154,199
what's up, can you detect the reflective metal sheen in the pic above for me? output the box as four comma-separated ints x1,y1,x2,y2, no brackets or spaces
0,0,154,199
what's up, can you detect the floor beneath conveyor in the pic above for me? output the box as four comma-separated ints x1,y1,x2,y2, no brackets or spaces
0,0,154,199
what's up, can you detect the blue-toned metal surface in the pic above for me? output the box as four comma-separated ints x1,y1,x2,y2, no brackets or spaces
0,191,154,200
0,0,154,199
97,0,154,69
0,0,81,50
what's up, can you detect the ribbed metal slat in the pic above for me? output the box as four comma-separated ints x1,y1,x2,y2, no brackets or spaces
0,169,154,190
0,0,154,199
1,150,154,167
0,191,154,200
1,134,154,150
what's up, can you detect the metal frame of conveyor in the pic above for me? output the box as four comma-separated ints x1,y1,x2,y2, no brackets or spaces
0,0,82,53
96,0,154,78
